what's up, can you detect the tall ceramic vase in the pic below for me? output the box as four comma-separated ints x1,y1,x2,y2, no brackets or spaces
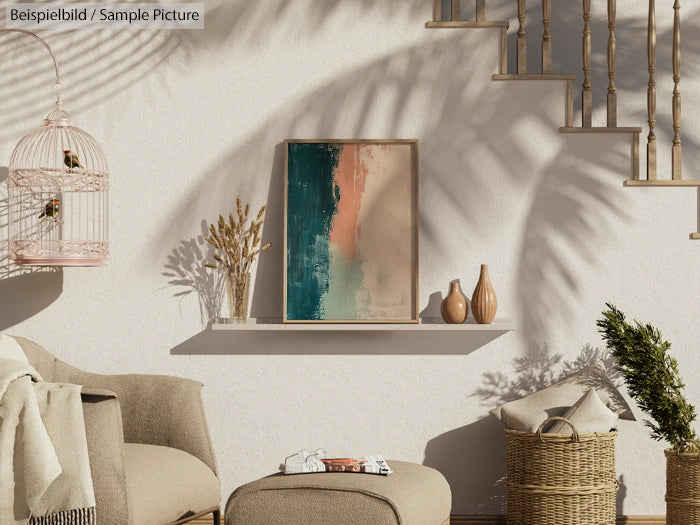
471,264,497,324
441,282,468,324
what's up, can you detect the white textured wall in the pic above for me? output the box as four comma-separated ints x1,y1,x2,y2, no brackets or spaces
1,0,699,516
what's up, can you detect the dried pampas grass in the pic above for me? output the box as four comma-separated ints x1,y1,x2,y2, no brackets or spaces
205,196,270,275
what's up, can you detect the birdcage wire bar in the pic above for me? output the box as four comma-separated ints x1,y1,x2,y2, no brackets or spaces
8,99,109,266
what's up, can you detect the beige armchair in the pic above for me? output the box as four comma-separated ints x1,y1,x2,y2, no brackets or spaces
13,336,221,525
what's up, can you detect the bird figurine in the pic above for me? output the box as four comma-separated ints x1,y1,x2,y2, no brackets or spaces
39,199,60,221
63,149,83,170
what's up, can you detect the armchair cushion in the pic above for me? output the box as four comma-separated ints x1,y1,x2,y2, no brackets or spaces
124,443,220,525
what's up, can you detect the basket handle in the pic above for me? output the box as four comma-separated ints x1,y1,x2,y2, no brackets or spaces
536,416,579,443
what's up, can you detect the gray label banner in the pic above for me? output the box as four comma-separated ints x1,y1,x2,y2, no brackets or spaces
6,3,204,30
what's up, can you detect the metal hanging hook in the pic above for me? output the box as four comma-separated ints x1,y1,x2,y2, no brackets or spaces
0,28,61,87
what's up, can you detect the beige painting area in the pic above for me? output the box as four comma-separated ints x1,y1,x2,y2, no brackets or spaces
319,143,416,320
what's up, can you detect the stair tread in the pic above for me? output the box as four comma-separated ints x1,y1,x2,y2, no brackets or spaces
625,179,700,187
427,21,509,28
560,126,642,134
493,74,576,81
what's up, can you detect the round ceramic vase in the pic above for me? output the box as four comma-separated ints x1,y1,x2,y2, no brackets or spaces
441,282,468,324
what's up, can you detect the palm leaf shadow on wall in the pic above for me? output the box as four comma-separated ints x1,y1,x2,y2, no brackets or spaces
0,1,246,143
0,167,63,330
155,31,579,335
0,0,430,143
150,4,700,345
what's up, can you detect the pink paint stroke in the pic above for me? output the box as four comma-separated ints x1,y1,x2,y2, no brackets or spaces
329,144,369,260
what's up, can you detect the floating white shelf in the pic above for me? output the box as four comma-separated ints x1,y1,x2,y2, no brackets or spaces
212,318,515,331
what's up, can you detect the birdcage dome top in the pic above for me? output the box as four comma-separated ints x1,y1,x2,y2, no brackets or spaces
9,98,109,180
44,103,74,126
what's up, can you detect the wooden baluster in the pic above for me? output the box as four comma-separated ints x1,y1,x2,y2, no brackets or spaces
582,0,592,127
672,0,682,180
647,0,657,180
542,0,552,74
518,0,527,74
607,0,617,127
452,0,460,21
476,0,486,22
434,0,442,21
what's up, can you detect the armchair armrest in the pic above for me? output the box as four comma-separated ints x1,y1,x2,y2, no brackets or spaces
81,387,129,525
80,373,218,477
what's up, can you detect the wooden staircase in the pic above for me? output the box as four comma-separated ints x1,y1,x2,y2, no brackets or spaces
427,0,699,238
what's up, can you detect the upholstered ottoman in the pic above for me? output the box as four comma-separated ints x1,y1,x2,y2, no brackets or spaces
225,460,451,525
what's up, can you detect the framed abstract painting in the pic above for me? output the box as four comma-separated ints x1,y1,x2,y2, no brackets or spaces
284,139,418,323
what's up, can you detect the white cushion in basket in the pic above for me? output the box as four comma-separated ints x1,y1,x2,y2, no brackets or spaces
545,388,619,434
490,361,634,432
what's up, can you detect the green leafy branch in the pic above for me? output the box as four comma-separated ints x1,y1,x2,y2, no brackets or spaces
597,303,698,451
205,196,270,275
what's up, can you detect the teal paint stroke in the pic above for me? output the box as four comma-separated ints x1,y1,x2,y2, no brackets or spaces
286,143,341,320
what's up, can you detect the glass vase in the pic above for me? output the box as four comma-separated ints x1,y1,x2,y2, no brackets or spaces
225,271,250,323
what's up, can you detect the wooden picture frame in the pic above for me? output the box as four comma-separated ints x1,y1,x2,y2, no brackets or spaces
284,139,419,323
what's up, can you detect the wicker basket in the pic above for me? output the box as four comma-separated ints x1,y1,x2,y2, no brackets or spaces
666,448,700,524
505,416,618,525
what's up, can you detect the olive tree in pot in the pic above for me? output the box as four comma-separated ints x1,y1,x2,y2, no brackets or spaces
598,304,699,524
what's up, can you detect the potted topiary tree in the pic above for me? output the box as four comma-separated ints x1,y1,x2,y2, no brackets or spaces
597,303,699,524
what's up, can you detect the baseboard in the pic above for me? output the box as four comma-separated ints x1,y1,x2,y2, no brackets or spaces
191,514,665,524
449,517,665,524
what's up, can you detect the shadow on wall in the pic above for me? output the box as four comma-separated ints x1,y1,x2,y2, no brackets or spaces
156,29,588,337
517,136,632,343
149,4,676,349
423,416,507,515
0,166,63,330
249,143,285,320
157,31,510,331
473,340,621,407
0,1,242,142
161,219,225,329
169,328,508,356
0,0,430,143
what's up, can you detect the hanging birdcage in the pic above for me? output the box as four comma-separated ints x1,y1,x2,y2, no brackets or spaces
5,30,109,266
